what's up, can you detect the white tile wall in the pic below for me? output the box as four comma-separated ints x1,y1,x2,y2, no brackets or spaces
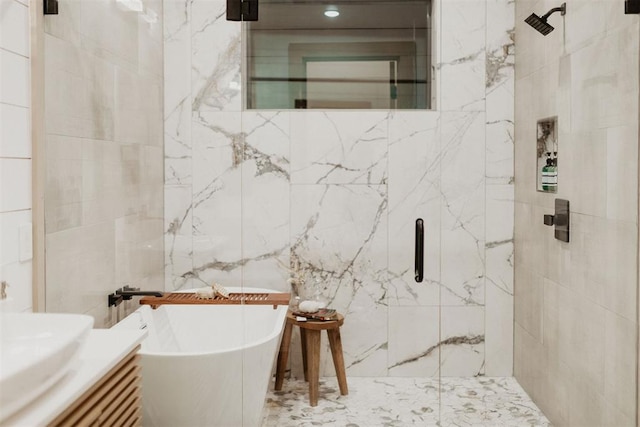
42,0,165,326
0,48,30,107
0,0,32,312
0,158,31,211
0,210,32,311
0,0,29,56
0,104,31,158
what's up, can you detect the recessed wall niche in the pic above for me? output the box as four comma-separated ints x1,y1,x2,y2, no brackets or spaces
536,117,558,193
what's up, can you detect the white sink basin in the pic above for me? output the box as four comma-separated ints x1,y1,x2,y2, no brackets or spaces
0,313,94,421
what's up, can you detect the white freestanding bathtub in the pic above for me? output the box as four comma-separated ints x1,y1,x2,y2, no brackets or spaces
112,287,288,427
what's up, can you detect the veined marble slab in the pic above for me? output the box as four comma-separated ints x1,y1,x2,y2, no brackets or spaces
164,0,516,378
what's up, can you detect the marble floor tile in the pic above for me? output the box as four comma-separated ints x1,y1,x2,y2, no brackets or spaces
262,377,551,427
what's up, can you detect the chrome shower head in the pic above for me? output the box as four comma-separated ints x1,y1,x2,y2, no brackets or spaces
525,3,566,36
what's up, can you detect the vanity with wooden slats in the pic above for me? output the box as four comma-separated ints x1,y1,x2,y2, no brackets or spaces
3,329,147,427
49,347,142,427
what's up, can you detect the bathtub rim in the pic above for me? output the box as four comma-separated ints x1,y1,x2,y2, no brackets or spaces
130,287,288,358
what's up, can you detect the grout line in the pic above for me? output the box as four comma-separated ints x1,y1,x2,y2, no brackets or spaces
0,46,29,60
0,101,29,110
0,208,32,214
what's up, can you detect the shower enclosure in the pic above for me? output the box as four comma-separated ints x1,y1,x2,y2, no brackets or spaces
163,0,515,422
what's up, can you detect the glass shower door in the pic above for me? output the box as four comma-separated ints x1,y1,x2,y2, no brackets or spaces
170,0,511,424
241,0,444,425
166,0,509,423
174,0,512,423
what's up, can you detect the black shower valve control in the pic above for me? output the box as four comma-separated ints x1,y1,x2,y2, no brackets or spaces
543,199,570,242
626,0,640,14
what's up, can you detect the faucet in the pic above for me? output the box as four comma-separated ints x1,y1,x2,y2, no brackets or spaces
108,285,164,307
117,285,164,299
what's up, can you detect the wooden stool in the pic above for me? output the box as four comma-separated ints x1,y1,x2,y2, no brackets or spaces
274,311,348,406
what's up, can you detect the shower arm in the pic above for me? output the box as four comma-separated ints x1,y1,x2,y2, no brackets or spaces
541,3,566,20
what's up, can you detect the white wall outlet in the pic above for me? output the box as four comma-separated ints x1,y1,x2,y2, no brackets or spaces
19,223,32,262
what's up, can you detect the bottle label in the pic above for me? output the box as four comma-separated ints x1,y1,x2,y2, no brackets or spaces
547,170,557,189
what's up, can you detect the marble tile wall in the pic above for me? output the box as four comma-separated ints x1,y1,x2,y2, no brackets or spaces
164,0,515,377
42,0,165,327
514,1,639,425
0,0,32,312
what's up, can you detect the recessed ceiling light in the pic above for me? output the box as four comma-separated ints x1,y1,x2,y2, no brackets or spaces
324,9,340,18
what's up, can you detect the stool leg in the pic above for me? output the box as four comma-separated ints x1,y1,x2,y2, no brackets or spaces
306,329,321,406
327,328,348,396
274,322,293,391
300,328,308,382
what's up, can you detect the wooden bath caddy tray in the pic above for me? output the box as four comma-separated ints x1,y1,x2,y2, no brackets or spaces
139,292,290,309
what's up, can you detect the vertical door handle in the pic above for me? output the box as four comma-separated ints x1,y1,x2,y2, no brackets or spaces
415,218,424,282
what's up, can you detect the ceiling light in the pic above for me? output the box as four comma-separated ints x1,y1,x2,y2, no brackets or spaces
324,9,339,18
